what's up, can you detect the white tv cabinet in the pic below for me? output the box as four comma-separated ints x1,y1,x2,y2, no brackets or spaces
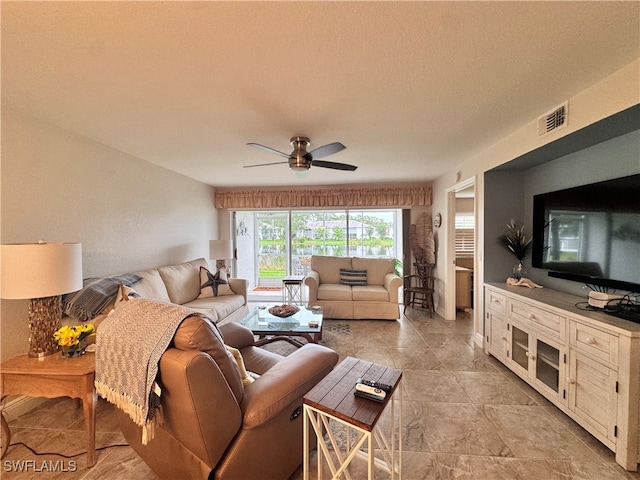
484,283,640,471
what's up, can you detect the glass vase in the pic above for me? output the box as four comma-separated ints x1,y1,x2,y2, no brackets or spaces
512,261,528,280
61,340,87,359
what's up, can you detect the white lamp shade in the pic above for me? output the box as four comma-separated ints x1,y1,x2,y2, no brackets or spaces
1,242,83,299
209,239,233,260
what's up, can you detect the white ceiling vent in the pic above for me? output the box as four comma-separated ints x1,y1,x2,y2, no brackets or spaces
538,101,568,136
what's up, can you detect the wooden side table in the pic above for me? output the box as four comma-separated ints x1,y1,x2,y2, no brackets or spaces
282,275,305,306
303,356,403,479
0,352,97,467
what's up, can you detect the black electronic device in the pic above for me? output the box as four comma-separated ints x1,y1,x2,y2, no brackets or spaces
354,383,386,403
532,174,640,294
356,378,392,394
604,298,640,324
354,389,386,403
353,378,392,403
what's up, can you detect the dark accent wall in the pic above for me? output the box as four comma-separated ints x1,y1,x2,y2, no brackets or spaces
484,105,640,296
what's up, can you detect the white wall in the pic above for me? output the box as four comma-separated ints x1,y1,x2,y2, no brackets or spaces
1,107,218,360
431,59,640,338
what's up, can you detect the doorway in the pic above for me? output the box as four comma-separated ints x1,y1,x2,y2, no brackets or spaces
445,177,477,323
255,212,289,286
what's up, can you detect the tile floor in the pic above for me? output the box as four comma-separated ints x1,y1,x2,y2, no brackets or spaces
2,307,639,479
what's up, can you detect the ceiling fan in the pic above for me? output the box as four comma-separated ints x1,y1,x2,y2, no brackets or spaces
245,137,358,172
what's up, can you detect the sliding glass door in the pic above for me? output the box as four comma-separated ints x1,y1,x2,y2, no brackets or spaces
234,209,401,290
256,212,288,287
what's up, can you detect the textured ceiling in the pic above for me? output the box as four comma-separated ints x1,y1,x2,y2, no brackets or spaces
2,1,638,187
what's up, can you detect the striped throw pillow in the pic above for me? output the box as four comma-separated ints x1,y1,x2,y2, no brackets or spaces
339,268,368,286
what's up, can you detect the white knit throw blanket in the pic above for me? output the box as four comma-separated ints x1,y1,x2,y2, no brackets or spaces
95,298,200,445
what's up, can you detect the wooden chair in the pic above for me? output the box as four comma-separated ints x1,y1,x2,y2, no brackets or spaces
403,262,435,317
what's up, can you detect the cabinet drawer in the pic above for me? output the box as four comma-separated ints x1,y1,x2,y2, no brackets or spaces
571,322,619,367
486,289,507,314
508,299,566,340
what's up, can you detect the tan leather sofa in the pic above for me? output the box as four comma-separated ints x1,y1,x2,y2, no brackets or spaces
304,255,402,320
117,317,339,480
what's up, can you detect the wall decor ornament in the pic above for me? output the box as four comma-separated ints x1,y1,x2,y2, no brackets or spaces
409,212,436,265
498,219,532,280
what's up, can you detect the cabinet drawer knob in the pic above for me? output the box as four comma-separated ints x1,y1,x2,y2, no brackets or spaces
525,351,535,360
585,336,596,345
529,313,536,320
569,378,576,384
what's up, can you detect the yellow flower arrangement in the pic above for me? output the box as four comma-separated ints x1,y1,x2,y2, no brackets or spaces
54,324,95,357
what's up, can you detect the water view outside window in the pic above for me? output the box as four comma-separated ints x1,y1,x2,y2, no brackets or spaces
234,210,400,288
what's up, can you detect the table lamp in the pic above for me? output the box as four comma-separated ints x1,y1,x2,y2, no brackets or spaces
209,239,233,274
1,241,83,358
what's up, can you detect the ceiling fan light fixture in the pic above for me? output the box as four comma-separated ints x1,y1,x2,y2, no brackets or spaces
245,136,357,172
290,136,311,150
289,154,310,171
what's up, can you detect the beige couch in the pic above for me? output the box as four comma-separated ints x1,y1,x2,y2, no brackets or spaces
71,258,248,329
130,258,248,325
304,255,402,320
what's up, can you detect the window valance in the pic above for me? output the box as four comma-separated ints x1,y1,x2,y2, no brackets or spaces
214,185,431,209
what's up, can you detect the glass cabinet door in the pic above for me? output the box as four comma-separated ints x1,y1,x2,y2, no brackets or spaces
535,338,560,393
511,325,529,371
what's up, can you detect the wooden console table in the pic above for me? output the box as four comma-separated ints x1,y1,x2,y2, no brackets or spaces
0,352,97,467
485,283,640,471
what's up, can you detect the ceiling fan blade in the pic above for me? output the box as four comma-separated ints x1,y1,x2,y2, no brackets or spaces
243,161,289,168
247,143,291,158
306,142,346,160
311,160,358,171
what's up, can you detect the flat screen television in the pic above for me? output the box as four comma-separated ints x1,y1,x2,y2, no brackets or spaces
532,174,640,294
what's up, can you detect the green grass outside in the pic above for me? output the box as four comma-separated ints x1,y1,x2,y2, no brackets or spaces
260,269,286,278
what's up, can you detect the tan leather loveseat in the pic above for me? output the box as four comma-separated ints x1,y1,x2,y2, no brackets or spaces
117,316,339,480
304,255,402,320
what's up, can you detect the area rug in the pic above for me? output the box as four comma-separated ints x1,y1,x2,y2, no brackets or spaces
324,323,352,335
252,287,282,292
258,321,351,356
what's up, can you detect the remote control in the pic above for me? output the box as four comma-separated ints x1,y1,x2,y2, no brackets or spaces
354,383,386,400
354,390,385,403
356,378,392,393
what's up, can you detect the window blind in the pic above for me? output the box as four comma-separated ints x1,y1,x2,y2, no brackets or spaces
455,229,474,257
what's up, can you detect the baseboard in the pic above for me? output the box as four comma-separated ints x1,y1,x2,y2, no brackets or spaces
2,396,45,422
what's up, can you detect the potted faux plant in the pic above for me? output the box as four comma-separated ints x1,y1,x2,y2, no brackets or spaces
498,219,532,279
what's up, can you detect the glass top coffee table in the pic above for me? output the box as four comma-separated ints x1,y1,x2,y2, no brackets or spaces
241,305,323,347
